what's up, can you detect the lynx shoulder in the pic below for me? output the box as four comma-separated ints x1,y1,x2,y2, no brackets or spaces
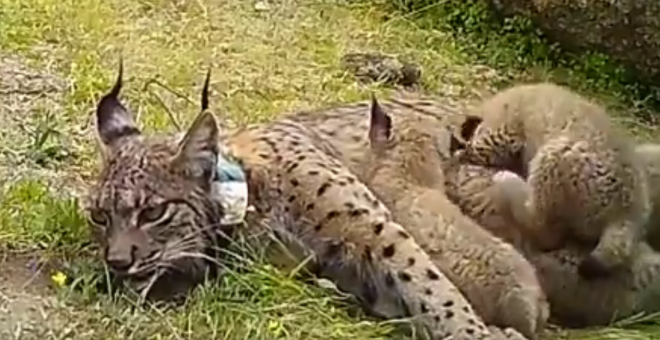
456,82,651,279
359,98,548,340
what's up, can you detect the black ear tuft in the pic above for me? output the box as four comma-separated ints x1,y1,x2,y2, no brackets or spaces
201,68,211,112
368,95,392,147
109,57,123,99
96,58,140,146
460,115,483,141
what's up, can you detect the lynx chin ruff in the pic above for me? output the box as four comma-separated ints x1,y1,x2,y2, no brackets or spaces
84,64,531,340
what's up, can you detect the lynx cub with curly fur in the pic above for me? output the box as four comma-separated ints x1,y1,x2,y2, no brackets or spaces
84,65,526,340
442,161,660,327
456,83,651,279
359,98,548,340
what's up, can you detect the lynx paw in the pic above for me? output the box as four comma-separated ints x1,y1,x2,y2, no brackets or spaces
492,171,530,206
492,170,522,183
488,326,530,340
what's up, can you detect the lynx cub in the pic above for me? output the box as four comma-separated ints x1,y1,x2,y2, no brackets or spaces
456,83,650,279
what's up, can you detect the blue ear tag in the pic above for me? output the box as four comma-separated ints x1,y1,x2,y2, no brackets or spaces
211,153,249,225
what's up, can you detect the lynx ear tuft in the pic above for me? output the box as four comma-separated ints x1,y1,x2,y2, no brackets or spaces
201,68,212,112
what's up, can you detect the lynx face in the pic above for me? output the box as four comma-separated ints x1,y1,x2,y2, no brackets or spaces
84,65,227,300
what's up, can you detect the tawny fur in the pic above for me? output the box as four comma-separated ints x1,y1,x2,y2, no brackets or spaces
84,67,525,340
360,99,548,340
444,160,660,327
531,242,660,327
457,82,651,279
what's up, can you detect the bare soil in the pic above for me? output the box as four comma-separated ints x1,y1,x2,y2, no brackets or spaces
0,252,62,340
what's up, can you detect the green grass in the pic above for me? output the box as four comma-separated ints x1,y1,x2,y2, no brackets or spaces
48,254,398,340
0,0,660,339
0,179,88,251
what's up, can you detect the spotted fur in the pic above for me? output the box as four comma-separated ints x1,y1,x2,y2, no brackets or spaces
359,98,548,340
456,83,651,279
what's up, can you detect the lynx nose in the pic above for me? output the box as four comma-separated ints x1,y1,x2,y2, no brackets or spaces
106,244,137,273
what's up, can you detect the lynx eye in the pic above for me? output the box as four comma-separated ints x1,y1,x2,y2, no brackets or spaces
138,203,169,225
88,209,109,226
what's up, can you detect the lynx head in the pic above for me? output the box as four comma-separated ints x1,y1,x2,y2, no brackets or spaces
366,96,458,189
84,64,228,300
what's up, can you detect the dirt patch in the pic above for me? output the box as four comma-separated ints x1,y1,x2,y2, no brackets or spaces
0,253,64,340
0,51,88,340
0,52,88,197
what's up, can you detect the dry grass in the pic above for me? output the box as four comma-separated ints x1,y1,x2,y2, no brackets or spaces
0,0,659,339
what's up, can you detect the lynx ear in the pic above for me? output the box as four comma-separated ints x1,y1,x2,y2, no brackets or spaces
368,95,392,149
172,71,219,184
95,60,140,148
449,114,482,155
459,115,482,141
173,110,220,185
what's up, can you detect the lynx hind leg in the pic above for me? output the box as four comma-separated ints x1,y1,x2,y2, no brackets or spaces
264,139,503,340
523,138,586,252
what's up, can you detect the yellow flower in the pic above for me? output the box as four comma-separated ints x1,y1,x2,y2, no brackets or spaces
267,319,284,337
51,271,67,287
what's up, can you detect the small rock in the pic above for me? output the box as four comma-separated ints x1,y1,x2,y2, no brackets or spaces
340,52,422,87
254,1,270,12
315,278,338,291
